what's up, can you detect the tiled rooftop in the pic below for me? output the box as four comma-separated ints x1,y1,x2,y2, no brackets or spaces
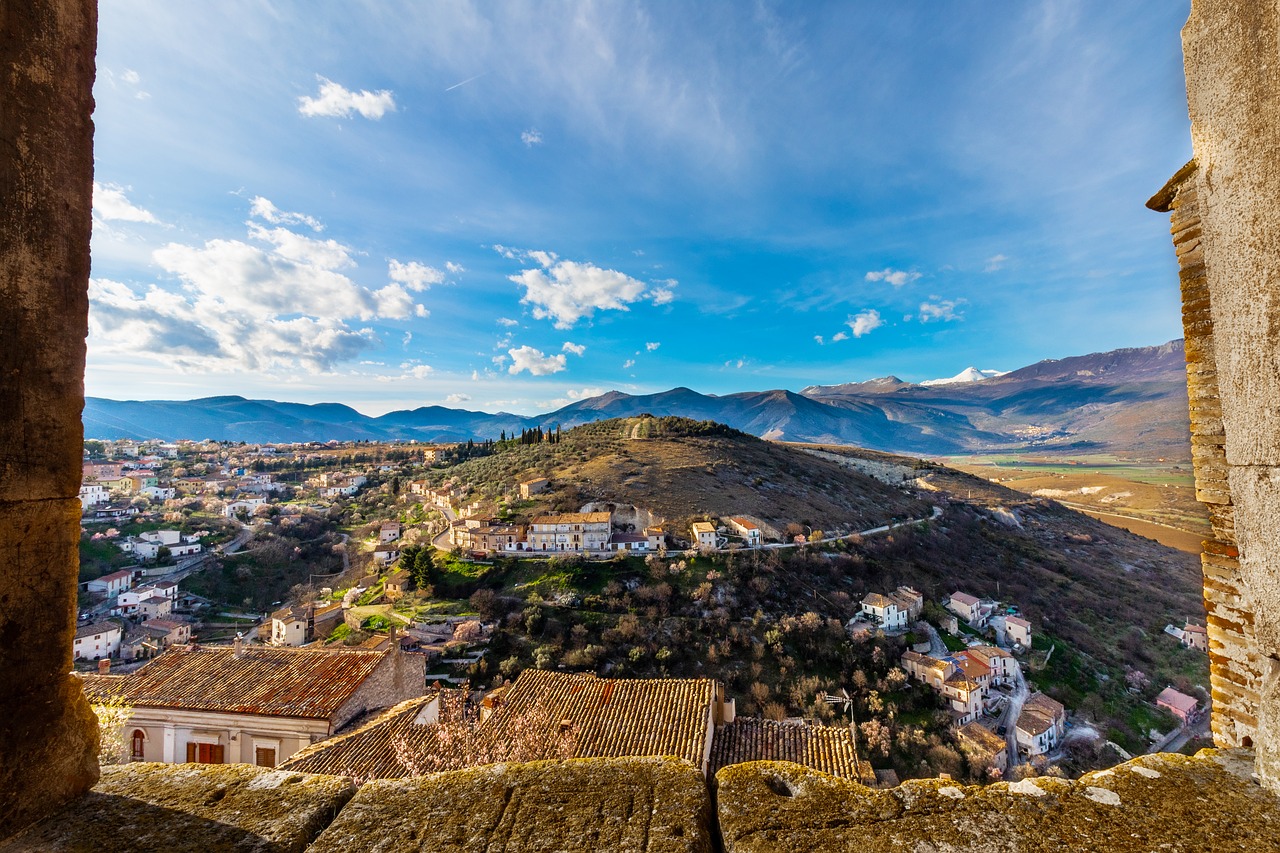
280,693,449,778
710,717,869,781
486,670,719,767
81,644,389,720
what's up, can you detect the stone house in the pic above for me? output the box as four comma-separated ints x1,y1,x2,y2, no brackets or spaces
955,722,1009,776
528,512,612,552
1005,615,1032,648
1016,693,1066,757
690,521,718,550
82,640,425,767
378,522,402,543
519,478,550,499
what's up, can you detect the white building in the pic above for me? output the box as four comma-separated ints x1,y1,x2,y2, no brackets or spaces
74,620,123,661
79,482,110,508
1016,693,1066,756
691,521,718,550
86,569,133,598
860,592,907,630
224,497,267,517
725,517,762,547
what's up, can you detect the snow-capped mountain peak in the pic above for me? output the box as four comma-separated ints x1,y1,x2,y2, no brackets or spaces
920,367,1005,386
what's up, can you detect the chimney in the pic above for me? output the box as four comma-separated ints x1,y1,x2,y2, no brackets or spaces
97,658,111,675
234,632,244,658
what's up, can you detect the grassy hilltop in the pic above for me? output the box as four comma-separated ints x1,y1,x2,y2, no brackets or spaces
422,415,931,535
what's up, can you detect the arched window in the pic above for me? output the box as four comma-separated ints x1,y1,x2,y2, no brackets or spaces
130,729,146,760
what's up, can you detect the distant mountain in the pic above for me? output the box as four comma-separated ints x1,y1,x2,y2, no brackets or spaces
84,340,1192,459
920,367,1005,386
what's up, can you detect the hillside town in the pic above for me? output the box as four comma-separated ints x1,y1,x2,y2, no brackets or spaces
73,432,1210,785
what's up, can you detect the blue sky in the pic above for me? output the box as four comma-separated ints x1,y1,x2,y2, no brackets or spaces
88,1,1193,415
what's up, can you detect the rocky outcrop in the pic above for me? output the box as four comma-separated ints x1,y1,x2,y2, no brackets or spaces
0,0,100,838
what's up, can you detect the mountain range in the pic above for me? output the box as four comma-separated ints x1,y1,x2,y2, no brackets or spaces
84,340,1192,459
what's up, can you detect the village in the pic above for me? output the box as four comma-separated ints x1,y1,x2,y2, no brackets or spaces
74,435,1211,784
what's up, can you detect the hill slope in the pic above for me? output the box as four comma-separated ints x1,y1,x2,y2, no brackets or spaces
426,416,930,534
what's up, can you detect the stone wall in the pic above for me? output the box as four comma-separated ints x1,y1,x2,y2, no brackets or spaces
4,751,1280,852
1159,0,1280,791
1148,163,1261,751
0,0,101,838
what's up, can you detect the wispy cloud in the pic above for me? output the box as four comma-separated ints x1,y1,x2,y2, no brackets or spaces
562,342,586,356
298,76,396,120
985,254,1009,272
249,196,323,231
865,268,921,287
645,341,661,352
521,128,544,146
919,299,964,322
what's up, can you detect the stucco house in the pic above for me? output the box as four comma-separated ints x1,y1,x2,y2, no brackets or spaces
82,640,425,767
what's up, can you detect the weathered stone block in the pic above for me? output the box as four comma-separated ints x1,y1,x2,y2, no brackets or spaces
716,752,1280,852
309,757,711,853
0,763,355,853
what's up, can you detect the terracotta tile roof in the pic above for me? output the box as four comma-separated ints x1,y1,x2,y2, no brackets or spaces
710,717,868,780
728,517,759,530
861,592,893,609
690,522,716,535
949,591,979,607
486,670,717,766
956,722,1006,757
279,692,449,778
76,620,121,639
1006,615,1031,628
1017,692,1065,737
953,652,992,681
80,644,390,720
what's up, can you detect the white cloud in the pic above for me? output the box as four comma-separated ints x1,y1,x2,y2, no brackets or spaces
865,268,922,287
497,317,519,327
446,261,465,274
919,299,964,322
89,203,434,377
508,345,567,376
121,69,141,85
446,393,472,404
249,196,323,231
814,335,824,345
831,331,849,342
645,341,660,352
521,128,543,146
623,359,635,369
985,254,1009,272
298,76,396,120
562,342,587,356
725,357,748,369
508,251,673,328
93,182,159,224
388,259,445,292
846,309,883,338
492,244,521,260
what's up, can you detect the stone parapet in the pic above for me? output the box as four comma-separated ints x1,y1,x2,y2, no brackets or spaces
3,753,1278,851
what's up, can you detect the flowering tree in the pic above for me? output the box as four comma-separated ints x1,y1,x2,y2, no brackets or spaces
92,695,133,765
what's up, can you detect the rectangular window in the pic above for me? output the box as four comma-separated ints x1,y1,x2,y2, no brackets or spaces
255,746,276,768
185,742,225,764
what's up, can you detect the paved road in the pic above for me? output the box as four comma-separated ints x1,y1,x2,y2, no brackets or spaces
759,505,944,551
1004,667,1031,766
919,621,948,657
431,505,458,550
